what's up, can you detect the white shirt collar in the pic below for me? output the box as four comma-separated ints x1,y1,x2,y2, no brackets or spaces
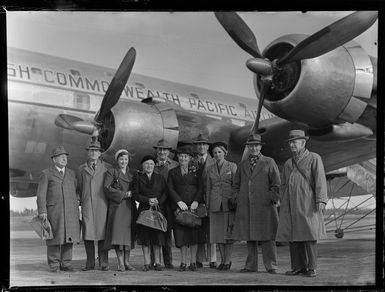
55,166,65,174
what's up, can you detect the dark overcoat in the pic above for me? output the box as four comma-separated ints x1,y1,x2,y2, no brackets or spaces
276,149,328,241
103,167,138,249
36,166,80,246
77,159,111,241
231,155,281,241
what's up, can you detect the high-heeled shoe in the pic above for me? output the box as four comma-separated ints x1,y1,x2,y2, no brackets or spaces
222,261,232,271
154,263,163,271
124,263,135,271
142,264,150,272
217,263,224,270
117,265,125,272
179,263,187,272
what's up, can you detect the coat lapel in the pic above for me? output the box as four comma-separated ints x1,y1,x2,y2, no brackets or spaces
242,160,252,179
51,166,64,180
250,156,264,179
119,168,132,184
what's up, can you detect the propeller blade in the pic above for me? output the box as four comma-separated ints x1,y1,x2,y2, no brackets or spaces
246,58,273,75
251,81,269,133
95,47,136,123
215,12,263,58
55,114,83,130
277,11,378,66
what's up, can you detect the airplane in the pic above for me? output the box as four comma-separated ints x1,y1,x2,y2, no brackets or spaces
8,12,377,236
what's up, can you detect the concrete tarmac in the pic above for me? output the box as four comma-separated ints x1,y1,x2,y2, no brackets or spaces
9,215,376,287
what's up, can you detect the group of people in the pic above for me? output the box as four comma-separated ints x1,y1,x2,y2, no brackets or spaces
36,129,328,278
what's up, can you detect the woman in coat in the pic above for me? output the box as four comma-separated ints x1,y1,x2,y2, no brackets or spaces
133,155,167,272
167,145,204,272
103,149,137,272
206,142,237,270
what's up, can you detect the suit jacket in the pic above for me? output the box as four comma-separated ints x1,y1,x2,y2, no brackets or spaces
206,160,237,212
196,154,215,202
36,166,80,246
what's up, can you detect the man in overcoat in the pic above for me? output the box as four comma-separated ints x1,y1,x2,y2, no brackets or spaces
193,133,217,269
276,130,328,277
77,140,111,271
232,134,281,274
36,146,80,272
152,139,179,269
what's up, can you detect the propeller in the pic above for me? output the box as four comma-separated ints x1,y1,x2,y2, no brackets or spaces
55,47,136,141
215,11,378,135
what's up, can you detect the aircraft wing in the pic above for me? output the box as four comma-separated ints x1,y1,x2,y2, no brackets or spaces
253,117,376,173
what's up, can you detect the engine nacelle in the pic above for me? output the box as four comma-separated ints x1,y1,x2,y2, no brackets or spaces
254,34,374,128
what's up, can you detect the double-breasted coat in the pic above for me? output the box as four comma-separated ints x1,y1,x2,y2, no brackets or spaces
103,167,138,250
276,149,328,242
232,155,281,241
133,172,167,245
36,166,80,246
77,159,111,241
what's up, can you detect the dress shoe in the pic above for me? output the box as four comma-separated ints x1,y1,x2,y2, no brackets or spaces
60,266,75,272
142,264,150,272
222,261,232,271
179,263,187,272
209,262,217,269
217,263,224,271
50,267,60,273
82,266,94,271
196,261,203,268
189,262,197,271
267,269,277,274
101,266,109,271
124,264,135,271
306,269,317,277
164,264,174,269
117,265,125,272
240,268,255,273
154,264,163,271
285,268,307,276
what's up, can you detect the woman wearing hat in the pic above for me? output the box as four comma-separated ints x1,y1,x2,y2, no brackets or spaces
167,145,204,272
206,142,237,270
103,149,137,272
133,155,167,272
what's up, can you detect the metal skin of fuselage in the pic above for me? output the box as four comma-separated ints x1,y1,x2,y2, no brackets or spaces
8,33,377,198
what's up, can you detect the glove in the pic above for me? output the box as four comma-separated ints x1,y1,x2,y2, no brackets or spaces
190,201,199,210
177,201,188,211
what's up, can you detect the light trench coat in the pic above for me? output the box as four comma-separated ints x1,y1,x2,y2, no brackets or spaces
231,155,281,241
77,159,111,241
276,149,328,242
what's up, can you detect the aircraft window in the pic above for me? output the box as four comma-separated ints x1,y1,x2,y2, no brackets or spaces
31,67,42,75
135,82,145,88
70,69,81,76
190,93,200,99
73,92,90,110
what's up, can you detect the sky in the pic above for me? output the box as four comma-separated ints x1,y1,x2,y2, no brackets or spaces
7,11,378,211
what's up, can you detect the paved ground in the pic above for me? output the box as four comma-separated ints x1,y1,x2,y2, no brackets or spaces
8,215,377,288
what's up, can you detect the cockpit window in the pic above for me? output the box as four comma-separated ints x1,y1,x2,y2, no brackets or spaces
73,92,90,110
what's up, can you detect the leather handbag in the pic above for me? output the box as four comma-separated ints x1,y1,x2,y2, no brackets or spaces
136,205,167,232
196,203,208,218
30,216,54,240
174,208,202,228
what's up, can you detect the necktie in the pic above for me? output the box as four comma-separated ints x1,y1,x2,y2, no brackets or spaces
92,163,96,170
59,170,64,176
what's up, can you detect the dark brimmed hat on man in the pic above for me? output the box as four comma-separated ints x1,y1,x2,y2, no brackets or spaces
51,146,69,158
209,141,228,157
153,139,173,150
85,140,104,152
245,133,265,145
192,133,211,145
286,130,309,142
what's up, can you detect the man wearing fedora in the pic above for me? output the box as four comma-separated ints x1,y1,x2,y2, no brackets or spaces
193,133,217,269
37,146,81,272
152,139,179,269
232,134,281,274
77,140,111,271
276,130,327,277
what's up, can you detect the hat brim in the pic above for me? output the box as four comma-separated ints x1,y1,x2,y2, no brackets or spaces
286,136,309,142
85,147,104,151
192,140,211,145
245,141,265,145
51,152,69,158
153,146,172,150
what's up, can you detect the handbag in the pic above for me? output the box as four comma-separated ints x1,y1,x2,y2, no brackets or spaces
136,205,167,232
30,216,54,240
196,203,208,218
228,197,237,211
174,208,202,228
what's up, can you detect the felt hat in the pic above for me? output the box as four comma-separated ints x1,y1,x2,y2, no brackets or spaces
51,146,69,158
85,140,103,151
192,133,211,145
286,130,309,142
245,133,265,145
153,139,173,150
